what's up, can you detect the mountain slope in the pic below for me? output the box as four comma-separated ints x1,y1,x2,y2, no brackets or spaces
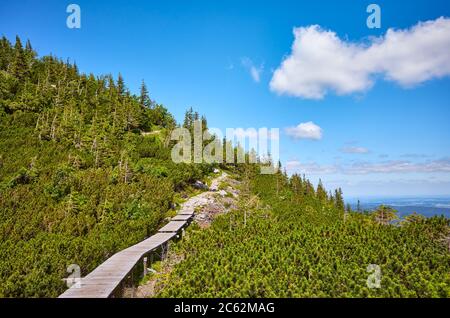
157,172,450,297
0,36,214,297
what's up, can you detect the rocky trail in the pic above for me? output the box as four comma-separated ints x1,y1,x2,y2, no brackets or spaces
134,171,241,297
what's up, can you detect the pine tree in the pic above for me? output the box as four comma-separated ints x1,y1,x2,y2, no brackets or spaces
334,188,345,211
290,174,303,198
10,35,28,79
139,80,152,108
316,179,327,202
183,107,194,130
303,177,314,196
372,205,398,225
403,212,425,224
25,39,32,52
107,74,116,92
24,39,36,64
201,115,208,131
328,190,334,205
117,73,125,97
73,61,79,75
0,36,13,71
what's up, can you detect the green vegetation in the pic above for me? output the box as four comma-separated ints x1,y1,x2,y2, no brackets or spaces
0,36,216,297
158,170,450,297
1,36,449,298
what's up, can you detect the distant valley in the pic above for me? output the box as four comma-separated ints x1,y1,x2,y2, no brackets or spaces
349,197,450,218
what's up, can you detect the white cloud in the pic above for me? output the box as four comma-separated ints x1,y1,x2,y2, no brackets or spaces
285,158,450,175
285,121,322,140
400,153,431,159
241,57,263,83
345,159,450,174
340,146,370,154
270,17,450,99
286,160,338,175
335,178,450,197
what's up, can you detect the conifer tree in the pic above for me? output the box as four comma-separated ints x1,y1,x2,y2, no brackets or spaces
117,73,125,97
201,115,207,131
334,188,345,211
403,212,425,224
0,36,13,71
139,80,151,108
316,179,327,202
10,36,27,79
372,205,398,225
183,107,194,130
24,39,36,64
25,39,32,52
290,174,303,197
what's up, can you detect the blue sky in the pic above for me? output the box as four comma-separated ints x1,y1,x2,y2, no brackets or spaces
1,0,450,198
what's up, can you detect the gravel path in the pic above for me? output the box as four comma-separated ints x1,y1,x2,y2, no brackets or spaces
134,171,239,297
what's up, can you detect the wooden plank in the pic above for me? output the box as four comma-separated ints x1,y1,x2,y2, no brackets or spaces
131,232,176,249
78,280,121,287
178,208,194,216
60,280,120,298
171,214,192,221
61,285,115,298
158,220,186,233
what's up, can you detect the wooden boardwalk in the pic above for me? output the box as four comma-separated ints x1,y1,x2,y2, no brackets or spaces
59,172,226,298
59,209,193,298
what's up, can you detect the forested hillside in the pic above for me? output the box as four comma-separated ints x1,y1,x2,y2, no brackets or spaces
0,36,216,297
1,36,449,298
158,169,450,297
